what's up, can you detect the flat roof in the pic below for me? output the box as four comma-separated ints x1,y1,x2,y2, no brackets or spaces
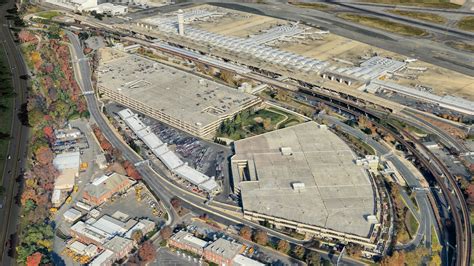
92,215,136,235
159,151,184,170
53,151,80,170
103,236,133,253
97,48,258,128
64,208,82,220
90,249,114,266
70,221,111,244
233,122,375,237
85,173,133,200
233,254,265,266
204,238,243,260
171,230,208,250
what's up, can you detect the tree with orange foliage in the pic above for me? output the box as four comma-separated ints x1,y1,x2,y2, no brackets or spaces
239,226,252,241
123,160,141,180
138,241,156,262
26,252,42,266
34,146,54,165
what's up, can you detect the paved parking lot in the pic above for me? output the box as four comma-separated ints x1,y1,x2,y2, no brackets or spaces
105,103,235,200
152,247,201,266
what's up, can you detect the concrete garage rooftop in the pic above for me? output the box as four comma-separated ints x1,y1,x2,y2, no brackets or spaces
233,122,375,237
97,48,258,128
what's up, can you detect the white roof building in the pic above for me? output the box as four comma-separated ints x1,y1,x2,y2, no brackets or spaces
69,241,99,257
63,208,82,223
89,249,114,266
70,221,112,245
53,151,80,170
233,254,265,266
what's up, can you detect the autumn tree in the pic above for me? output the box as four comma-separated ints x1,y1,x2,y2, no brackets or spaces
170,197,182,210
262,118,272,131
160,226,172,240
34,146,54,165
305,250,320,266
220,70,235,86
138,241,156,262
239,226,252,241
131,229,144,243
381,251,405,266
123,160,141,180
277,239,290,254
253,230,268,246
293,245,306,259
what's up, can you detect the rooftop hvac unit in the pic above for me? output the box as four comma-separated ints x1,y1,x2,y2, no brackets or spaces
292,182,305,191
280,147,292,156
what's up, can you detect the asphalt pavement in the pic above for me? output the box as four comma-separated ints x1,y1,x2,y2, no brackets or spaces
0,1,29,264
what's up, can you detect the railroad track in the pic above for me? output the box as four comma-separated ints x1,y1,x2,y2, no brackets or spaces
298,87,470,266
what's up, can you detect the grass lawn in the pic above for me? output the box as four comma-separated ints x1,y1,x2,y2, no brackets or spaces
458,16,474,32
36,10,60,20
405,210,419,237
361,0,461,8
217,108,303,140
288,2,331,10
0,47,14,183
388,10,447,24
338,13,428,36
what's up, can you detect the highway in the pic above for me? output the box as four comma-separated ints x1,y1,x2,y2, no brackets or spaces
66,31,364,266
0,0,29,264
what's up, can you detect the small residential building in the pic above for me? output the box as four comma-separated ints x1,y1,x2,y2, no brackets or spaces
232,254,265,266
82,173,135,205
168,230,208,256
103,236,135,261
203,238,244,266
63,208,82,223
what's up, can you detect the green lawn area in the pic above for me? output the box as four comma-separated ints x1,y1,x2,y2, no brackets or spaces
338,13,428,36
36,10,60,20
458,16,474,32
217,107,304,140
388,10,447,24
361,0,461,8
405,210,419,237
0,47,14,182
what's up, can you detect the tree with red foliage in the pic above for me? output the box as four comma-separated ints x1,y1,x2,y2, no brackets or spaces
26,252,42,266
123,160,141,180
138,241,156,262
465,183,474,206
160,226,172,240
43,126,54,142
34,146,54,165
170,197,182,210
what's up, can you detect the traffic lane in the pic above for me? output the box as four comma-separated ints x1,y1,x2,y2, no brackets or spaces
0,5,29,264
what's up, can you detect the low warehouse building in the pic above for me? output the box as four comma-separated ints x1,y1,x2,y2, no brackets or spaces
82,173,135,206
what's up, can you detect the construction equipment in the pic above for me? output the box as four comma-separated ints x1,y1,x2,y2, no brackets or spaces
73,185,78,193
66,196,72,204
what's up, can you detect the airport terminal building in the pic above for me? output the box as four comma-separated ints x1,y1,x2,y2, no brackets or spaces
97,48,261,139
231,122,379,247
